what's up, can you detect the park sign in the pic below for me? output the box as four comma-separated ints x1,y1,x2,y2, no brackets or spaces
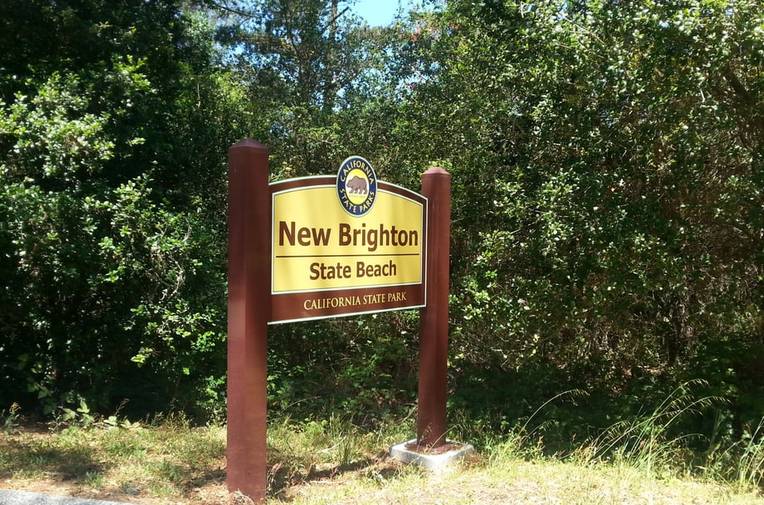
227,140,451,503
270,156,427,323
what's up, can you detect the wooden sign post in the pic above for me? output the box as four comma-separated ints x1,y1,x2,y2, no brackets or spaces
417,167,451,447
226,139,451,502
227,139,270,500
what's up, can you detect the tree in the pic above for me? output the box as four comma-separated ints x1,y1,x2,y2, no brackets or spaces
0,0,252,418
392,0,763,388
216,0,396,175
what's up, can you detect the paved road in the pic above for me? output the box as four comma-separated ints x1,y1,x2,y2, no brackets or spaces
0,490,131,505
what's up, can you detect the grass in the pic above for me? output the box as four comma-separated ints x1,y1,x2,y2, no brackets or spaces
1,408,762,505
285,456,761,505
0,414,227,503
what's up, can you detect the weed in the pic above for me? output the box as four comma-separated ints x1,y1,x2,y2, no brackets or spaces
1,402,21,433
706,417,764,492
579,380,716,475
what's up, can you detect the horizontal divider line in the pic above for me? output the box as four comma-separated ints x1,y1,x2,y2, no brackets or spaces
275,253,420,258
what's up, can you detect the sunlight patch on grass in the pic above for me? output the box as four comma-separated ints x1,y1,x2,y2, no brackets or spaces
283,456,763,505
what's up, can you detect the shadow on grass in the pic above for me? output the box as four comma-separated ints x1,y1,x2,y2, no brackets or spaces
269,451,401,502
0,436,107,482
185,465,226,488
0,428,230,502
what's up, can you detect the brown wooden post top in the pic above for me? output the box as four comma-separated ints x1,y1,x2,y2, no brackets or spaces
423,167,450,176
227,138,270,502
417,166,451,447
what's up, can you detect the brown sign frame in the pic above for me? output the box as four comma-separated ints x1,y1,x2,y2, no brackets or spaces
269,176,428,324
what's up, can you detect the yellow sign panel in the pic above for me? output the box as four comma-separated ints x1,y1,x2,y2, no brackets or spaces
272,184,424,294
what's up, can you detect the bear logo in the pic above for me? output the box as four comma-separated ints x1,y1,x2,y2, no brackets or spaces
337,156,377,217
347,175,368,194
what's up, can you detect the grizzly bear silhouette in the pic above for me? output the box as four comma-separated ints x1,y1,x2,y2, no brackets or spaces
347,175,368,194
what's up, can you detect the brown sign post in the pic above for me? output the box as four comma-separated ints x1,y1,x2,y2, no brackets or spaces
227,139,451,502
227,139,270,500
417,167,451,447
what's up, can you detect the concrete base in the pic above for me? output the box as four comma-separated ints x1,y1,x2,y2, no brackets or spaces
389,439,474,471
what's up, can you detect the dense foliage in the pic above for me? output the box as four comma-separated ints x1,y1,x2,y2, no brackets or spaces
1,0,761,456
0,0,255,417
395,0,764,438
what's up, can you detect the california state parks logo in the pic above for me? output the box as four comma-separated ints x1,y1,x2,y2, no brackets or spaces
336,156,377,217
